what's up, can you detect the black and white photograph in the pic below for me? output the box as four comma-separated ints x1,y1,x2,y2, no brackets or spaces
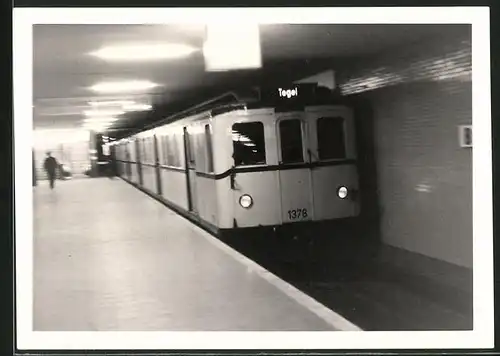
13,6,493,351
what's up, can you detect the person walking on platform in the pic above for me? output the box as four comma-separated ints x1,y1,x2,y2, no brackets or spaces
43,151,58,189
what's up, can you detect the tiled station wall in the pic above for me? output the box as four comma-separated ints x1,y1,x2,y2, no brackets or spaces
337,27,473,268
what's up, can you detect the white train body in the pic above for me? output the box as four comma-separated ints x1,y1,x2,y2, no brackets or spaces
114,91,360,235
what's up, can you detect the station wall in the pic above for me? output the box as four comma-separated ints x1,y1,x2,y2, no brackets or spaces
336,27,473,268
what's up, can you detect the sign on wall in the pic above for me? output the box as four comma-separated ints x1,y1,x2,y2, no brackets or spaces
458,125,472,148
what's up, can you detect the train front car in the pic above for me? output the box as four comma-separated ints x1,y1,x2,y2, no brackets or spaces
219,84,360,243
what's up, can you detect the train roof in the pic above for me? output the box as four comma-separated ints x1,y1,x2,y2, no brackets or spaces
123,83,349,139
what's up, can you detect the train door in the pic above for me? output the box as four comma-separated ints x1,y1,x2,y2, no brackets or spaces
276,113,314,224
306,107,360,220
231,119,280,228
183,127,198,213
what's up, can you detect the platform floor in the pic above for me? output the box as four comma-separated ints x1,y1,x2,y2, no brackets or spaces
33,177,359,331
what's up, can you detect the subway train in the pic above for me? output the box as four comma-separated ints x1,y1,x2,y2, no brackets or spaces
111,84,361,242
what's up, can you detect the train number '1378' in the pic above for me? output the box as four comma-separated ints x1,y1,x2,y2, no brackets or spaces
287,208,308,220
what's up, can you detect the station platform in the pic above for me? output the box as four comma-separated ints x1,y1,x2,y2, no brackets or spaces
33,177,360,331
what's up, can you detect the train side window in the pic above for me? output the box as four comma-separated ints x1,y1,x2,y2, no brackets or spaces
316,117,346,160
195,132,206,171
148,139,152,162
279,119,304,164
172,134,180,167
188,133,196,165
148,137,153,163
172,135,178,167
144,138,149,162
160,136,165,164
168,135,174,166
166,135,173,166
161,136,167,165
150,137,155,163
165,136,170,165
139,139,145,161
232,122,266,166
146,138,150,162
146,138,151,163
205,124,214,172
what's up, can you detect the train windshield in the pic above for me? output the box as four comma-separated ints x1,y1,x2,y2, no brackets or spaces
279,119,304,164
232,122,266,166
317,117,347,160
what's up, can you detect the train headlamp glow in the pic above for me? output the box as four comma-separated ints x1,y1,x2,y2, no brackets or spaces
239,194,253,208
337,186,348,199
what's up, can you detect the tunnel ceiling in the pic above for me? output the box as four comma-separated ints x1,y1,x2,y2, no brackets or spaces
33,23,462,136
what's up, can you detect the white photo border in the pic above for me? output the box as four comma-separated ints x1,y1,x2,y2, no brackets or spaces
13,6,494,350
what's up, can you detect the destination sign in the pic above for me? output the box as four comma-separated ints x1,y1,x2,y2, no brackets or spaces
278,87,299,99
259,83,321,107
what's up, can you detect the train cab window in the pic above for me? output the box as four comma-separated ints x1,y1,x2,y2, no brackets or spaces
317,117,347,160
205,124,214,172
232,122,266,166
279,119,304,164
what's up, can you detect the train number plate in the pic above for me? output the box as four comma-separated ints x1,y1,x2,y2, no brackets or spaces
287,208,309,221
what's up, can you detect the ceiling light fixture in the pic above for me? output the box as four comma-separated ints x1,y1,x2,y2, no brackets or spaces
82,121,113,132
83,116,118,123
89,80,160,94
83,122,111,128
203,24,262,72
89,100,135,107
84,109,125,117
122,103,153,111
90,43,199,62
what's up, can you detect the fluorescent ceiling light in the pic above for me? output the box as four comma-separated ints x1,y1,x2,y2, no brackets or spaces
83,121,112,131
203,24,262,72
83,116,118,124
84,109,124,117
123,103,153,111
90,43,198,61
83,125,110,130
89,80,159,94
83,123,111,129
89,100,135,107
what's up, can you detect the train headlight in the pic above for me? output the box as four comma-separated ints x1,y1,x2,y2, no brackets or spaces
337,186,348,199
239,194,253,208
